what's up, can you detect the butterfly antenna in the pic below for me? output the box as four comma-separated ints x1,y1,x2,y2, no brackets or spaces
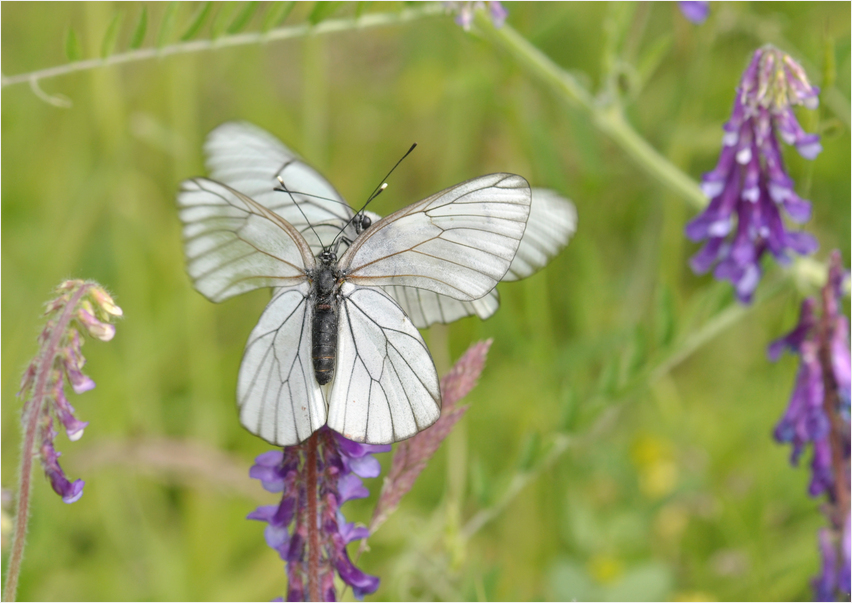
275,175,327,248
332,143,417,248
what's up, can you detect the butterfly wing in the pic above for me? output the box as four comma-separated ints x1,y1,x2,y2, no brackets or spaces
370,188,573,327
378,285,499,329
339,173,532,301
237,284,327,445
178,178,316,302
204,122,355,252
503,188,577,281
327,284,441,443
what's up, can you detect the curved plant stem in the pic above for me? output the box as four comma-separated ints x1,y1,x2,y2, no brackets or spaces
2,284,91,603
476,14,837,291
461,280,787,541
1,5,444,90
476,16,707,210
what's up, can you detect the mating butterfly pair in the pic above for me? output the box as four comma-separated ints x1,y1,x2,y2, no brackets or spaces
178,123,576,446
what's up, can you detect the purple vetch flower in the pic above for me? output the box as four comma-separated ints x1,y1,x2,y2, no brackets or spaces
770,251,850,600
248,427,389,601
444,1,507,31
686,46,821,303
247,341,494,601
678,1,709,24
16,281,122,503
814,523,852,602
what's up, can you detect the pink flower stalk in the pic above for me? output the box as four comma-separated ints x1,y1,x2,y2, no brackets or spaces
369,340,492,535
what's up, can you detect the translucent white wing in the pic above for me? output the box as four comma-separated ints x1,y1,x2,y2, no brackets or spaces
379,285,499,330
372,189,575,327
178,178,315,302
204,122,354,252
504,189,577,281
327,284,441,444
339,174,531,301
237,284,327,445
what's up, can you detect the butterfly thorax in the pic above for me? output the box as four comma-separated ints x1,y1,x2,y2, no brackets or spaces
311,250,341,385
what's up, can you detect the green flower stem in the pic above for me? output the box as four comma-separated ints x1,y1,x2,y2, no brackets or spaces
461,279,788,541
478,16,707,210
1,5,444,91
477,15,840,292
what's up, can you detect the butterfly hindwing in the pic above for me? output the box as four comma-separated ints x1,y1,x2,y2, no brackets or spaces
205,122,353,251
379,285,500,330
328,284,441,444
237,284,327,446
504,188,577,281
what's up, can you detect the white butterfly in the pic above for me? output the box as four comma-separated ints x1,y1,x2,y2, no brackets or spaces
178,127,540,446
201,122,577,329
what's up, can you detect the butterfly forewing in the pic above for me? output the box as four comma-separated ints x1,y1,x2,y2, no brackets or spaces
237,284,327,445
340,174,532,301
327,284,441,443
178,178,315,302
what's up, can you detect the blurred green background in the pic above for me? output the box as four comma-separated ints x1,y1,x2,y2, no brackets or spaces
2,2,850,601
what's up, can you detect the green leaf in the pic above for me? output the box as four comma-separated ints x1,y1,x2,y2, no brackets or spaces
307,1,345,25
596,357,619,397
354,1,371,18
227,1,259,34
129,7,148,49
180,2,213,41
469,456,491,506
65,28,83,62
635,34,673,93
210,3,238,39
261,2,295,32
100,14,123,59
516,432,540,472
156,2,179,49
558,387,578,432
625,326,648,379
654,285,676,348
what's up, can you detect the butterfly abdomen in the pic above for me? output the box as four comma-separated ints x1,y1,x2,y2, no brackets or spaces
312,267,338,385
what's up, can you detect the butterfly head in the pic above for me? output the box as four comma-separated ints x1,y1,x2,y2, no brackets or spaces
319,248,337,267
353,213,372,235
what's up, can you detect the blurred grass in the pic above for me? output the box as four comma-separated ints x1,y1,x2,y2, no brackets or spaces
2,2,850,601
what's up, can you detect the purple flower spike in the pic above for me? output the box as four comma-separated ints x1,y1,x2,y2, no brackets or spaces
679,1,709,24
15,281,121,505
247,342,495,600
814,528,839,602
686,47,821,303
770,251,851,600
248,427,384,601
